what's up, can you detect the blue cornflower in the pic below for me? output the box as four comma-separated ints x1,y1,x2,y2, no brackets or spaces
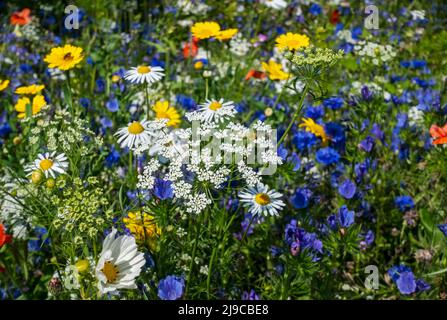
291,188,312,209
309,3,322,15
323,97,344,110
394,195,414,212
292,130,317,150
316,147,340,165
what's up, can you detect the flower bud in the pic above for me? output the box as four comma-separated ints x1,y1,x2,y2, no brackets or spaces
46,178,56,189
75,259,89,273
31,170,43,184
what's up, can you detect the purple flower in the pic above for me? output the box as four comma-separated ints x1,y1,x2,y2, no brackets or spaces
358,136,375,152
242,289,260,300
158,275,185,300
338,179,356,199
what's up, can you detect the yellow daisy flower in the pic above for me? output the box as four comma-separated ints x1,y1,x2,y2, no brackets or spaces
299,118,328,143
153,100,181,127
191,21,221,40
0,79,9,92
15,95,46,119
123,211,161,250
215,28,238,40
275,32,310,51
15,84,45,95
44,44,83,71
261,60,290,81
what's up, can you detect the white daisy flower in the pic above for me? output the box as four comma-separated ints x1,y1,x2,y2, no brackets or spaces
115,119,155,150
124,65,164,84
25,152,68,178
262,0,288,10
197,98,237,123
95,228,145,295
239,183,285,216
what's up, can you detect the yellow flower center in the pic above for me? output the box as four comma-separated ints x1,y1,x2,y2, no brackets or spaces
39,159,54,171
63,53,74,62
209,101,222,111
194,61,203,69
128,121,144,134
137,66,151,74
101,261,119,283
255,193,271,206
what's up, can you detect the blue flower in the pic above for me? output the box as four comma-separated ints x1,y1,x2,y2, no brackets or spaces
291,188,312,209
316,147,340,165
323,97,344,110
106,97,119,112
79,97,91,108
387,265,429,295
303,105,325,119
361,85,373,101
287,152,301,171
292,130,316,150
324,122,345,150
437,224,447,237
338,179,356,199
358,136,375,152
309,3,322,15
396,271,416,295
176,94,197,111
157,275,185,300
242,289,260,300
394,195,414,212
0,123,12,138
153,178,174,200
338,205,355,228
105,146,120,168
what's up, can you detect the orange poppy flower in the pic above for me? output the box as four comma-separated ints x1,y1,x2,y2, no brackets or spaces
183,37,199,59
429,123,447,145
10,8,31,26
244,69,266,81
0,223,12,248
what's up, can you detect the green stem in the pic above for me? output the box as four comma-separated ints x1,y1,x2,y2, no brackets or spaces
277,85,308,147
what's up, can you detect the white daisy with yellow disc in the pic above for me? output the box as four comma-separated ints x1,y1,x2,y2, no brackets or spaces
115,119,154,149
198,98,236,123
124,65,165,84
25,152,68,178
239,183,285,216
